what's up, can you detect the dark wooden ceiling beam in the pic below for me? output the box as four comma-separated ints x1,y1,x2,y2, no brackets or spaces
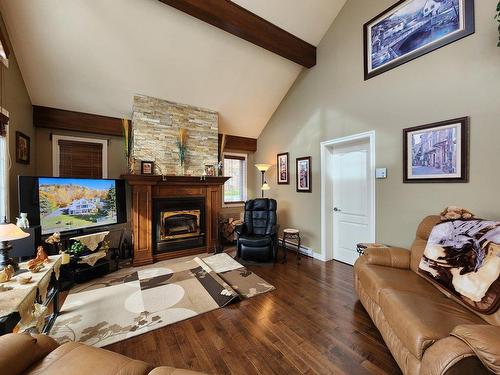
218,133,257,153
158,0,316,68
33,106,127,137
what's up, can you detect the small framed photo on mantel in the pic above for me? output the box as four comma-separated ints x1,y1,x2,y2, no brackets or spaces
141,161,155,175
277,152,289,185
296,156,312,193
403,117,469,183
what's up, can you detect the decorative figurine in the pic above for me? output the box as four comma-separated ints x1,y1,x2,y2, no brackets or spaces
17,275,32,284
28,246,50,270
0,265,15,283
16,213,29,229
45,232,61,245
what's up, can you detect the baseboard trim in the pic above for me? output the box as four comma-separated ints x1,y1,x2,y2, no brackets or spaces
278,237,327,261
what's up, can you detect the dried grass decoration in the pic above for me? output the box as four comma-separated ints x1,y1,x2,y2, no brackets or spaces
176,128,188,166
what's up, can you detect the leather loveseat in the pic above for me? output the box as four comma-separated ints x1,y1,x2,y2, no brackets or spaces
0,333,205,375
354,215,500,375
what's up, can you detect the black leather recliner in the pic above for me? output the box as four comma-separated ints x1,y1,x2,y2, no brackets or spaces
236,198,278,262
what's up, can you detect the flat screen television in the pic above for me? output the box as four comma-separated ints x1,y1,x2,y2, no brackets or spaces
19,176,127,235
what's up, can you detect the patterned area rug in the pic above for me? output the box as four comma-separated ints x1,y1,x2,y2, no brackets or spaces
50,253,274,347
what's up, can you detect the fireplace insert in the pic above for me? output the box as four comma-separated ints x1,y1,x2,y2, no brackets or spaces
153,197,205,253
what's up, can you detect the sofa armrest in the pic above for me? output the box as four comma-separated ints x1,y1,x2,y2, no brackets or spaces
149,366,207,374
362,247,410,269
0,333,59,375
420,336,488,375
451,324,500,374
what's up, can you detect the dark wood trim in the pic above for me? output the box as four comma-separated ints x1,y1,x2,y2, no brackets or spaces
223,154,246,161
0,23,12,59
402,117,469,183
0,112,9,124
158,0,316,68
121,174,230,186
277,152,289,185
296,156,312,193
364,0,475,80
218,134,257,153
33,106,128,137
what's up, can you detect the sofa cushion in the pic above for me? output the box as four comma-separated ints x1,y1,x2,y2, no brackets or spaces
379,290,484,360
26,342,153,375
356,263,441,305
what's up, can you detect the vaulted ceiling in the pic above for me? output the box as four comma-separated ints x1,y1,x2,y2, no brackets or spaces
0,0,346,138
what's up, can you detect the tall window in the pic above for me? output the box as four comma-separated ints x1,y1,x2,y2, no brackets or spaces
52,135,108,178
223,153,247,204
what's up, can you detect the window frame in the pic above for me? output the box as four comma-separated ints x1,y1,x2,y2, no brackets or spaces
222,151,247,207
52,134,108,178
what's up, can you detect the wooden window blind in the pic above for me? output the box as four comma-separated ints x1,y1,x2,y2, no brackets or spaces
58,139,103,178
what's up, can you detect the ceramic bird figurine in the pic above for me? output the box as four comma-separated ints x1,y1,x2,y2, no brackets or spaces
0,265,15,283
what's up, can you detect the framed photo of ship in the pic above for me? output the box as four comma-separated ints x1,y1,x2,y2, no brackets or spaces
364,0,474,80
277,152,289,184
403,117,469,183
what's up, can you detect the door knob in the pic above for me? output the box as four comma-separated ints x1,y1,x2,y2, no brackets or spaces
333,207,341,212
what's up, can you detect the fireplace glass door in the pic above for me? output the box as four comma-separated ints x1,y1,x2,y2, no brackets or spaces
161,209,201,240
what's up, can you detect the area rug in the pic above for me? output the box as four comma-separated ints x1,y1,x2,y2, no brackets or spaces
50,253,274,347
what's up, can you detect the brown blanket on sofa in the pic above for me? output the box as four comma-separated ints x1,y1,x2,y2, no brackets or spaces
418,219,500,314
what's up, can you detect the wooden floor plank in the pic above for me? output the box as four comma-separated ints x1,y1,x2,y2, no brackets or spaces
104,249,401,374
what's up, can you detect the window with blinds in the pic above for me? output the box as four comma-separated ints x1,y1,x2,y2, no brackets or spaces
58,139,103,178
223,153,247,204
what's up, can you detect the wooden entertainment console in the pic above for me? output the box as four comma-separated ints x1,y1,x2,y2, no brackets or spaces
121,175,229,266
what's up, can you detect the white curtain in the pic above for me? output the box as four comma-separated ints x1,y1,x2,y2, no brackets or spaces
0,123,9,221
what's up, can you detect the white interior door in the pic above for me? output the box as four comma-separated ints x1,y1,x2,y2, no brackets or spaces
332,140,373,265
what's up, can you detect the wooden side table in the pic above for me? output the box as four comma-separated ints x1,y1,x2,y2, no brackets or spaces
282,229,301,264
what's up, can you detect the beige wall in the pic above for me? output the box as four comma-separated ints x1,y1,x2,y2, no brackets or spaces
35,127,128,178
255,0,500,253
0,15,35,220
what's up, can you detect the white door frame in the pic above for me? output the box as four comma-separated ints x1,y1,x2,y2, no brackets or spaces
320,131,376,262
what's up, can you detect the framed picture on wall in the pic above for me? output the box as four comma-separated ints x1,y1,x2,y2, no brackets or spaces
403,117,469,183
296,156,311,192
363,0,475,80
141,161,155,175
15,131,30,165
277,152,289,184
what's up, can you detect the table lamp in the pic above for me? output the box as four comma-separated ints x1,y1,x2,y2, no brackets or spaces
0,220,29,271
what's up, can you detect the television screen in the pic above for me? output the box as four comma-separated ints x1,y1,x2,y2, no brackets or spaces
38,177,120,235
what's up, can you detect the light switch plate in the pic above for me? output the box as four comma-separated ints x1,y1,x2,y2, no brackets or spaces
375,168,387,179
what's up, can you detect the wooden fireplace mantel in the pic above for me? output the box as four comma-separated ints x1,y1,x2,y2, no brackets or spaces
121,174,230,266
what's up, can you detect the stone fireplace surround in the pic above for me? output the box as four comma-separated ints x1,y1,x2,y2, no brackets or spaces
122,174,229,266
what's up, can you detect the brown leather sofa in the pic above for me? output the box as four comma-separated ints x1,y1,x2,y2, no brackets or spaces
0,333,205,375
354,215,500,375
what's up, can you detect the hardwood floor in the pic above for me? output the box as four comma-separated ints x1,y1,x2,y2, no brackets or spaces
104,250,401,374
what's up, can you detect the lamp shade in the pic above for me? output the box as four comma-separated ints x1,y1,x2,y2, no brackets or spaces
261,182,271,191
255,163,271,172
0,223,30,241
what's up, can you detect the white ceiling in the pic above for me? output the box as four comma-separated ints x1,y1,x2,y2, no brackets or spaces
1,0,346,138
